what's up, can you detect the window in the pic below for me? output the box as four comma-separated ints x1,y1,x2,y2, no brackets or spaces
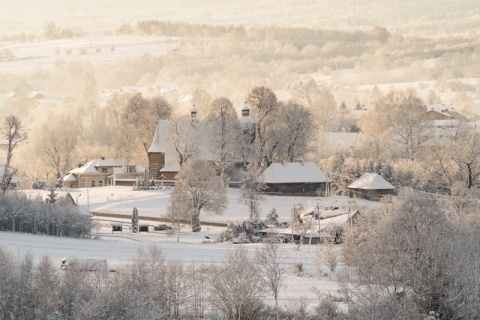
101,168,107,173
90,180,96,187
98,180,104,187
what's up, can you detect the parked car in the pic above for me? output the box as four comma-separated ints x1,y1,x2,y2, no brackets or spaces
154,224,172,231
232,237,251,244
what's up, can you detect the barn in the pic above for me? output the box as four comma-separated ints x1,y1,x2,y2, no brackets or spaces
348,173,396,201
260,162,330,196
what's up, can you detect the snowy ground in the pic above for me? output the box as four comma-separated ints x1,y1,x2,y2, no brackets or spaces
1,186,379,307
0,35,174,73
34,186,374,224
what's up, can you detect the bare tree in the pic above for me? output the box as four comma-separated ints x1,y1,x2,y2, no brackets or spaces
167,187,192,241
293,79,337,133
1,115,26,193
34,114,78,180
172,159,227,232
341,197,464,318
255,239,286,320
447,131,480,189
206,97,240,185
149,95,173,121
373,88,427,160
277,101,316,162
210,246,264,320
247,86,278,166
123,93,156,156
168,114,201,168
240,163,266,220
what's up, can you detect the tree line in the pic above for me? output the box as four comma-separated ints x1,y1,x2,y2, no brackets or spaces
0,190,91,237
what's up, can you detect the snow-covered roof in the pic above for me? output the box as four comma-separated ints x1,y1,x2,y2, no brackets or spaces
160,162,181,173
29,91,45,99
261,162,329,184
348,173,395,190
148,120,169,153
69,158,139,174
62,173,77,182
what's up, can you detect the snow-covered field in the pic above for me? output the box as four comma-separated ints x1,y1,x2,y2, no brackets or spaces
1,186,378,307
0,35,174,73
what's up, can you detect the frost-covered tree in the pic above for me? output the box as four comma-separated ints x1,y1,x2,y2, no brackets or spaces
370,88,427,160
167,187,192,241
206,97,240,185
240,163,266,220
293,79,337,133
1,115,26,193
210,247,264,320
172,159,227,232
132,207,139,233
265,207,279,227
277,101,315,162
256,239,286,320
34,113,78,180
247,86,278,166
168,114,201,168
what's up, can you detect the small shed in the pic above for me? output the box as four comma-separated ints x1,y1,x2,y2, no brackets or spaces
348,173,396,201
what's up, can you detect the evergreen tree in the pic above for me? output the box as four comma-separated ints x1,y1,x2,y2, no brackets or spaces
47,188,57,204
132,207,139,233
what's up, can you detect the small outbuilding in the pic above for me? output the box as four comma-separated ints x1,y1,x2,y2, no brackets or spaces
260,162,330,196
348,173,396,201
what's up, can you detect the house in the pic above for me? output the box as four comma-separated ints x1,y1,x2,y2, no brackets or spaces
423,104,467,121
65,157,145,188
348,173,396,200
260,162,330,196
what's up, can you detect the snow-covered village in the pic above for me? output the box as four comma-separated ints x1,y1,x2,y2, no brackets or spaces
0,1,480,319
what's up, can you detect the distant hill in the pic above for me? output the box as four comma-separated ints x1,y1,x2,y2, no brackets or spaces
1,0,479,36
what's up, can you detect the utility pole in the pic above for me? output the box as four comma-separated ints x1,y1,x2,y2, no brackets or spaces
317,199,321,242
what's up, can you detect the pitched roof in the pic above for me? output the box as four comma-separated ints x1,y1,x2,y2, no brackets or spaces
69,158,142,174
62,173,77,182
261,162,329,184
348,173,395,190
148,120,169,153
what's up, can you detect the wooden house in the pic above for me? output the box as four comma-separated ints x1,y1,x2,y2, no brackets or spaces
348,173,396,200
65,157,145,188
260,162,330,196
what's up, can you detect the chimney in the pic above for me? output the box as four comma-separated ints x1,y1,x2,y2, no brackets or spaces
101,156,105,160
78,162,84,168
